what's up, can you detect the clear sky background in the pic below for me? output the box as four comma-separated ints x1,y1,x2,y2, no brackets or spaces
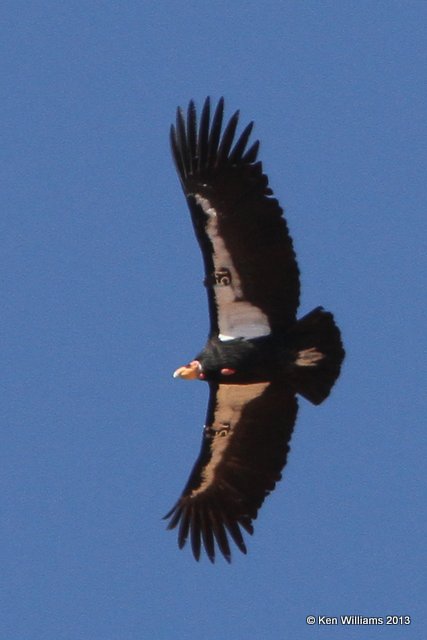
2,2,426,639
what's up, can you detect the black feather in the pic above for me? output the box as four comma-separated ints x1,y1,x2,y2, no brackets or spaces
186,100,197,175
229,121,254,163
197,97,210,171
216,110,239,164
207,97,224,166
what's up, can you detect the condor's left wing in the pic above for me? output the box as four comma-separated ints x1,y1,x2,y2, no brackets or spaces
170,98,300,341
164,382,298,563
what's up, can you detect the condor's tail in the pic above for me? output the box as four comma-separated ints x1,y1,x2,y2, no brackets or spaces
288,306,345,405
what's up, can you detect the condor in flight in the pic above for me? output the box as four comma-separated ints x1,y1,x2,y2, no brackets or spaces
165,98,345,563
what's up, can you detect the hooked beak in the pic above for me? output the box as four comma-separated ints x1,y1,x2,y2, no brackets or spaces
173,360,202,380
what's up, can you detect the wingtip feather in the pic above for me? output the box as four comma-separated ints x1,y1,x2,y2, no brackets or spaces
171,97,261,181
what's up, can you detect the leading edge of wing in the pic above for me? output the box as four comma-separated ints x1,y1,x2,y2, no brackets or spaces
164,382,298,563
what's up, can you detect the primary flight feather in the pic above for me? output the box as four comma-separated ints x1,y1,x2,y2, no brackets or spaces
165,98,345,563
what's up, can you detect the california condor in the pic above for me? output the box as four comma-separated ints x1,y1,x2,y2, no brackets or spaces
165,98,345,563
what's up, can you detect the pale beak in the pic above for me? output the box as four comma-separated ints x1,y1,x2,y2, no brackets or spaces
173,360,202,380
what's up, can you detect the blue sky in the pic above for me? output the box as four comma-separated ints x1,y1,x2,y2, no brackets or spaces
2,2,426,638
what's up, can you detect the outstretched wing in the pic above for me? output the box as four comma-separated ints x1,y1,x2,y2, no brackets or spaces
170,97,300,340
164,382,298,563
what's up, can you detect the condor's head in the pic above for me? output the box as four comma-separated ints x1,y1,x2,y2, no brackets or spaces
173,359,236,382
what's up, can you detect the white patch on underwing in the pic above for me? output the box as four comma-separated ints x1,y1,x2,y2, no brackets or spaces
195,194,271,341
296,347,325,366
191,382,269,497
